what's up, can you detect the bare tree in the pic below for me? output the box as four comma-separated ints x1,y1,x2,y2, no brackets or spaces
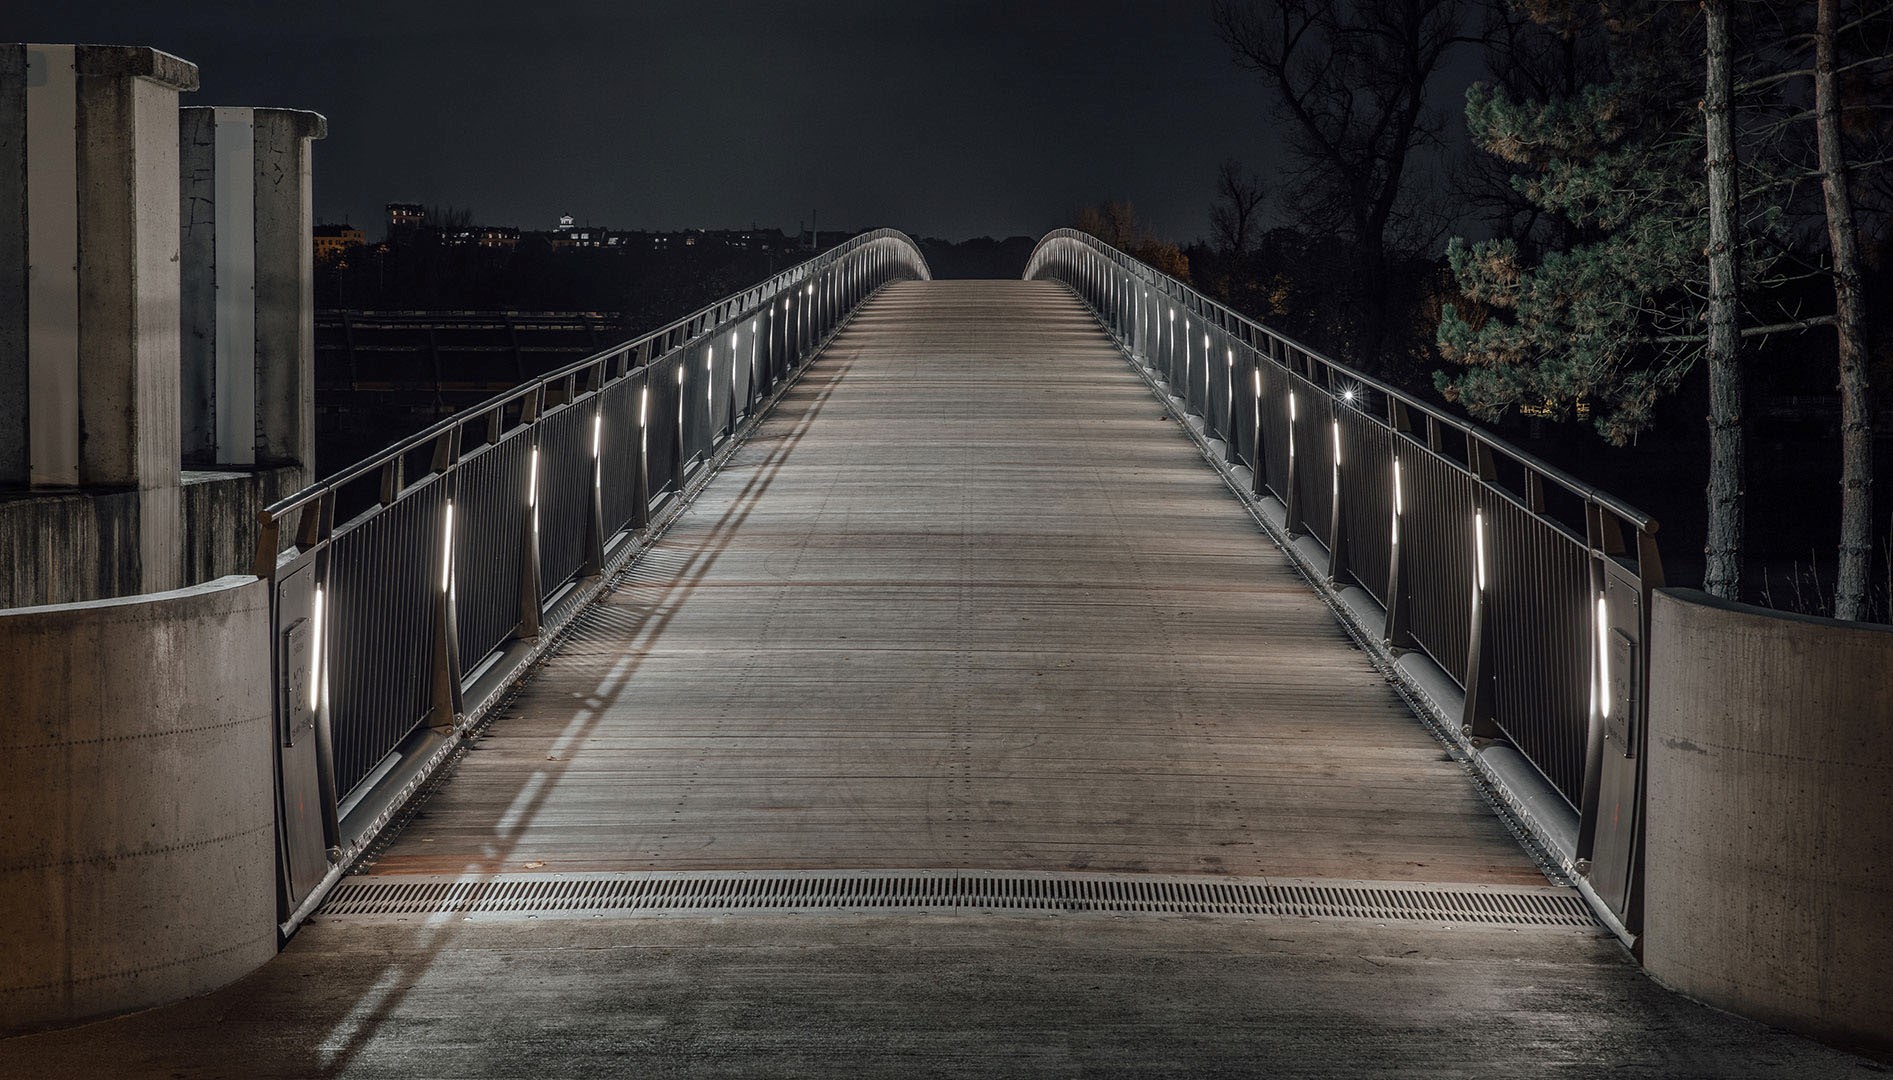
1073,202,1193,280
1213,0,1470,361
1209,159,1269,257
1815,0,1876,619
1703,0,1745,601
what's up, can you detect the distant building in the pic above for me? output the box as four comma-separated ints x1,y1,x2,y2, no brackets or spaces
445,225,521,250
554,213,575,233
313,223,365,261
386,202,425,239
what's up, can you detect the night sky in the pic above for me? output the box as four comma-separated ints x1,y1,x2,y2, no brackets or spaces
18,1,1297,242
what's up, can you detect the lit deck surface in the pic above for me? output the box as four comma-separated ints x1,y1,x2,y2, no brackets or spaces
2,281,1871,1077
371,278,1537,883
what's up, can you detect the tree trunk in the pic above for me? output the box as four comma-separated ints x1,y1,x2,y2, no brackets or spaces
1702,0,1746,601
1817,0,1874,621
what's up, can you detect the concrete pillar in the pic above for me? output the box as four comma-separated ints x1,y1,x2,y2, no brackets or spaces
0,44,197,590
180,106,325,470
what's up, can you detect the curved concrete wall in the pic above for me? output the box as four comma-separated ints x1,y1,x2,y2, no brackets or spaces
0,575,276,1033
1644,588,1893,1054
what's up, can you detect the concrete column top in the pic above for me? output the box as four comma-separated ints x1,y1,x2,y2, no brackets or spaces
180,105,328,140
38,44,202,91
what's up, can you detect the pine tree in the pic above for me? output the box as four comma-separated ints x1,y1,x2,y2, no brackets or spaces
1434,9,1714,445
1434,2,1800,599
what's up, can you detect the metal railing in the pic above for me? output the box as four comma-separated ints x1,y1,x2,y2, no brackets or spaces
259,229,930,924
1027,229,1664,931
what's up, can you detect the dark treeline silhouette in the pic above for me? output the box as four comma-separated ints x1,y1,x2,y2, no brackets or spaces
917,236,1039,279
313,221,1041,473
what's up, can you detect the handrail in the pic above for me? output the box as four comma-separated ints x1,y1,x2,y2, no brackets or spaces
1027,229,1656,531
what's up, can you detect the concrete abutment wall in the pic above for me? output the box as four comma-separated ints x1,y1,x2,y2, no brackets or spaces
1644,588,1893,1054
0,575,277,1034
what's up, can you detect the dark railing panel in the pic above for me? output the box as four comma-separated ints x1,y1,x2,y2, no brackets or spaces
1285,366,1334,547
1205,326,1232,447
453,432,530,663
1230,344,1260,471
1397,445,1477,682
598,375,643,539
325,481,446,794
686,337,714,464
647,356,681,499
1258,357,1292,500
1338,407,1393,605
536,401,591,597
1486,497,1593,798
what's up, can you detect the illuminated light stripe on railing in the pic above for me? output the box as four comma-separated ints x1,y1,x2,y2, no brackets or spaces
528,447,541,537
592,413,603,490
1288,391,1298,460
441,501,455,593
1474,509,1488,592
310,586,326,711
1596,594,1611,720
1331,419,1342,500
1392,457,1404,547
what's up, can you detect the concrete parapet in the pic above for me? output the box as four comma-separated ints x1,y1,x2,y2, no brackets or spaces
0,575,276,1034
0,465,305,608
1643,588,1893,1054
180,106,325,470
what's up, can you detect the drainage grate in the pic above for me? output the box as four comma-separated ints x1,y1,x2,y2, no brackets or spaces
318,870,1597,929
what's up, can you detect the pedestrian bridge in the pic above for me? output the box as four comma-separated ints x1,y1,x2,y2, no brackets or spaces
3,230,1886,1075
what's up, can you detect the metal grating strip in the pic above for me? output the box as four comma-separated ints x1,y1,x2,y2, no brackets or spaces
318,870,1598,929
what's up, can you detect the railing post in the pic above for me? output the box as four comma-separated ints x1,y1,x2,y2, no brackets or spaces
1383,401,1414,651
632,376,651,532
1575,500,1614,870
1461,436,1501,740
300,492,342,861
1222,339,1240,466
1327,413,1349,586
747,316,761,416
516,385,544,641
1284,388,1303,537
671,358,687,493
581,396,606,577
429,426,464,733
1251,362,1268,499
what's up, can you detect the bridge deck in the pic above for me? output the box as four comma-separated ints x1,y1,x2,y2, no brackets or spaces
4,280,1869,1078
371,278,1536,884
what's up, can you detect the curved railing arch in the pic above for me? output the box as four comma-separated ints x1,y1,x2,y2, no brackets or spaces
262,229,929,926
1028,228,1663,932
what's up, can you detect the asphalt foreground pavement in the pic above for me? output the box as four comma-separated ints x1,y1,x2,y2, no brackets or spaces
0,913,1883,1079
